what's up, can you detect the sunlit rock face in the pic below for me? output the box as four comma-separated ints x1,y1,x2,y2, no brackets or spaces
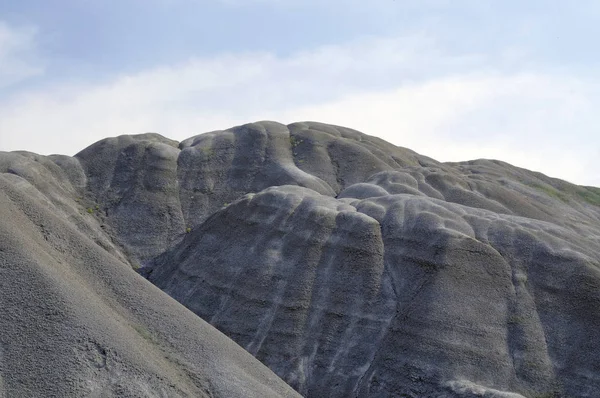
2,121,600,397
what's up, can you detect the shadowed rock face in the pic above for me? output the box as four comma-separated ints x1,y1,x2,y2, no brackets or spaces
2,121,600,397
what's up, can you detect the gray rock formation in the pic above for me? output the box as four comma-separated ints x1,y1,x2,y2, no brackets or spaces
2,121,600,397
148,185,600,398
0,150,300,397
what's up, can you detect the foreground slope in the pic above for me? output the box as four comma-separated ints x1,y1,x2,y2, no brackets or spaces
2,121,600,397
0,152,300,397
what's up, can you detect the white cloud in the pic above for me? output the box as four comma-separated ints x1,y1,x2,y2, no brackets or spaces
0,21,43,89
273,73,600,186
0,33,598,187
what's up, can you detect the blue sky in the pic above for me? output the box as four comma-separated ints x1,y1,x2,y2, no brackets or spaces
1,0,599,186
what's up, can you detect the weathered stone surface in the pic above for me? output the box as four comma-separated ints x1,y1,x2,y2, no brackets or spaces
149,185,600,397
75,133,185,261
72,122,435,263
149,186,394,397
0,150,300,398
2,120,600,397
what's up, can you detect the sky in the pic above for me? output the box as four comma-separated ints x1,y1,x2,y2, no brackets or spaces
0,1,599,187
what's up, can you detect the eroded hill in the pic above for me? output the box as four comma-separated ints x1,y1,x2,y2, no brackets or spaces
1,121,599,397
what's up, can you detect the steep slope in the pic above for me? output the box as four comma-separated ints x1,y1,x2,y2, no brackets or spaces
0,152,300,397
2,120,600,397
148,185,600,397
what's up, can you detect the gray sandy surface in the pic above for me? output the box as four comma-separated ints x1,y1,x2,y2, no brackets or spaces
0,148,300,397
2,121,600,397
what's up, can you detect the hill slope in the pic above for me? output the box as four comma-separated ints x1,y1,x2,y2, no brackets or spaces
0,149,300,397
2,121,599,397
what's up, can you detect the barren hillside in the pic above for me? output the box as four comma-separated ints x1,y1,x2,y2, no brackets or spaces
2,121,599,397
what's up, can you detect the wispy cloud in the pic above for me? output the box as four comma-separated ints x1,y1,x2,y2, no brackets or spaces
0,21,43,90
0,32,598,187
